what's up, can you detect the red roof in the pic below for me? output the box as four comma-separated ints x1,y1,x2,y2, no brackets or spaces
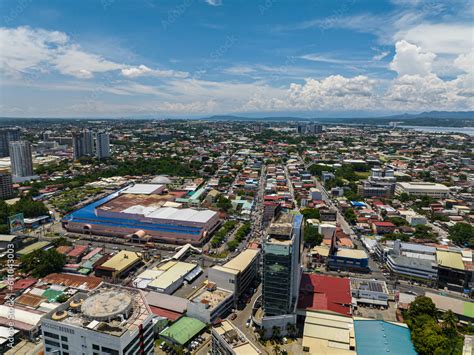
67,245,88,258
298,274,351,316
149,306,182,321
373,221,396,227
13,278,38,291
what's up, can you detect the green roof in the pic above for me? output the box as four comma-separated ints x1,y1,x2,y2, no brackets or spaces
17,241,51,256
160,317,206,345
42,289,63,302
464,302,474,318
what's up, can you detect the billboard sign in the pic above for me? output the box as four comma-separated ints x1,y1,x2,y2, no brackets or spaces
9,213,24,233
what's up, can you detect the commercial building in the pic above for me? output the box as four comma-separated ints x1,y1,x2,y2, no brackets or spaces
187,282,234,324
354,320,416,355
0,128,20,157
396,182,450,198
425,291,474,324
159,316,206,347
327,248,370,273
261,213,303,333
437,249,471,293
9,140,34,178
95,250,142,279
211,320,261,355
146,261,199,294
41,284,155,355
297,274,352,317
96,132,111,159
0,173,14,199
208,249,260,300
62,184,220,246
302,311,356,354
350,278,389,306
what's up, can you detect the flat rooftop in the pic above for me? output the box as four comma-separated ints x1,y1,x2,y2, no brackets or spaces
219,249,260,273
213,320,261,354
46,285,152,337
190,286,232,310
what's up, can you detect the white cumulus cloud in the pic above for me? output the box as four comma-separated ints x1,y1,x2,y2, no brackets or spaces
390,40,436,76
121,64,188,78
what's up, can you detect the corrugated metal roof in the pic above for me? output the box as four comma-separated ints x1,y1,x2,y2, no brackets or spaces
100,250,142,272
436,250,465,270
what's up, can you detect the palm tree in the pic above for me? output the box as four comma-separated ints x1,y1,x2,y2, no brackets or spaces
272,325,281,340
442,310,458,336
286,322,297,337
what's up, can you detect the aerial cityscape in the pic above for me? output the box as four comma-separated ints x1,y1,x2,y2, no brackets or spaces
0,1,473,355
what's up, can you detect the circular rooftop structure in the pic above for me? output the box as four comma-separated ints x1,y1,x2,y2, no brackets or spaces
81,290,133,322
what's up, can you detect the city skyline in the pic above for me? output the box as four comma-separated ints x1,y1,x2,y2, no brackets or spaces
1,0,473,118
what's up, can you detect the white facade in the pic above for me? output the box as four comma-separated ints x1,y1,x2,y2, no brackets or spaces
396,182,450,198
96,132,111,159
9,140,33,178
41,286,155,355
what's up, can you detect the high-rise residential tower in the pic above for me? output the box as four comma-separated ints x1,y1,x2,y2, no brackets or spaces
95,132,111,159
0,128,20,157
0,173,14,199
9,141,34,178
72,129,95,159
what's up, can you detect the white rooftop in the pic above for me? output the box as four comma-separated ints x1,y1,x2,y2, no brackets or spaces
122,183,164,195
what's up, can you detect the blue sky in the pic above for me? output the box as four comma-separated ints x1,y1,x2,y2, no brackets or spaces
0,0,473,118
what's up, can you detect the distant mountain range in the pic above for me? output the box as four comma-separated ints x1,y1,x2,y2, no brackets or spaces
1,111,473,127
204,111,474,127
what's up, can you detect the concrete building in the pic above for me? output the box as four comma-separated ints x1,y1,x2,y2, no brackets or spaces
211,320,261,355
187,283,234,324
146,261,199,294
95,132,111,159
72,129,94,159
386,254,438,283
0,173,14,199
350,278,389,306
302,311,356,354
62,184,220,246
208,249,260,300
95,250,142,280
396,182,450,198
437,249,471,293
0,128,20,157
41,284,155,355
9,141,34,178
261,213,303,333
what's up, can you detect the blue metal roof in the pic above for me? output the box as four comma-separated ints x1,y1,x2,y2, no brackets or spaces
62,191,201,236
354,320,417,355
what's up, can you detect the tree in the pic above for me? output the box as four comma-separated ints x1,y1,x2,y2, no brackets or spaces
344,208,357,224
408,296,437,319
442,310,458,337
217,196,232,212
20,249,66,277
271,326,281,339
300,208,320,220
449,223,474,247
304,224,323,247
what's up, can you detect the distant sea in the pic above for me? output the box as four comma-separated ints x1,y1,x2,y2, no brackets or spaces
398,125,474,136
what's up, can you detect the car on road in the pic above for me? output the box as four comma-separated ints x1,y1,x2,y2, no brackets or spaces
229,313,237,320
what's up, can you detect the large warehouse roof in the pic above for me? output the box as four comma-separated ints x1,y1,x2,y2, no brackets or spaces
122,183,164,195
147,207,218,223
100,251,142,272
